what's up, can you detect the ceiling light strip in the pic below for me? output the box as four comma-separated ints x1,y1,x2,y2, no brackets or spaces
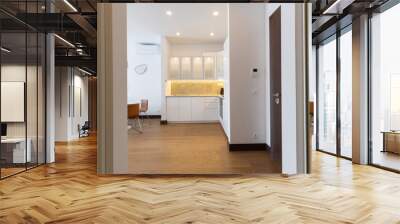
54,34,75,48
322,0,343,14
78,67,93,76
63,0,78,12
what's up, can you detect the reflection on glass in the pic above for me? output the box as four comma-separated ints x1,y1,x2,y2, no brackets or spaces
38,33,46,165
318,38,337,154
1,31,28,177
371,3,400,171
27,31,38,169
340,30,352,158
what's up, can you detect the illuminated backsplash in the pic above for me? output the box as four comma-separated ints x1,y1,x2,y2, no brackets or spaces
166,80,224,96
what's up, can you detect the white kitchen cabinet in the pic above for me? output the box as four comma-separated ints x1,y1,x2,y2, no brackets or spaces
203,97,219,121
192,57,203,79
166,97,180,121
167,97,219,122
190,97,204,121
180,57,192,80
179,97,192,121
169,57,180,80
204,56,216,80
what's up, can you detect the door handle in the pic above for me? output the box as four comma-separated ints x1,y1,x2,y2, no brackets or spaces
273,92,280,105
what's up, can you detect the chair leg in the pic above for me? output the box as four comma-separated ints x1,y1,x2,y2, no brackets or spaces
136,118,143,133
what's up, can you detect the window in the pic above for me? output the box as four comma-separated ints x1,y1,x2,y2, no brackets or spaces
340,29,352,158
317,37,337,154
370,3,400,171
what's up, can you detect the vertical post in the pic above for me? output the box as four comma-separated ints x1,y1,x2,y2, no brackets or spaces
352,14,369,164
336,29,341,157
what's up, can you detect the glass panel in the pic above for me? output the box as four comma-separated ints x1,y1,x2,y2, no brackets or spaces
371,4,400,171
180,57,191,79
318,38,337,154
204,56,215,80
340,30,352,158
27,31,38,169
1,30,28,177
38,33,46,164
169,57,180,80
192,57,203,79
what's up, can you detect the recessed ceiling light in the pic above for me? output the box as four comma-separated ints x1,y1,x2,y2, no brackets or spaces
166,10,173,16
210,32,215,37
213,11,219,16
176,32,181,36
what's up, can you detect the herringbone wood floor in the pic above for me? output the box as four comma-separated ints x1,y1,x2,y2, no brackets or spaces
1,135,400,223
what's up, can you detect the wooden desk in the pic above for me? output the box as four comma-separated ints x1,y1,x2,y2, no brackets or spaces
382,131,400,154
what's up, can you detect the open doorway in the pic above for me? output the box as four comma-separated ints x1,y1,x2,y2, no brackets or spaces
126,3,280,174
54,67,96,140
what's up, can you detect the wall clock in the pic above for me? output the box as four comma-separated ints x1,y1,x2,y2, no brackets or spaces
135,64,148,75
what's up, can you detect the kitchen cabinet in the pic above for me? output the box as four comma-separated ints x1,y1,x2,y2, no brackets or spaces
169,57,180,80
167,96,219,122
204,56,216,80
180,57,192,80
192,57,203,79
168,52,223,80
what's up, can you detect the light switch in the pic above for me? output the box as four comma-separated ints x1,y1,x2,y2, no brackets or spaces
251,68,259,78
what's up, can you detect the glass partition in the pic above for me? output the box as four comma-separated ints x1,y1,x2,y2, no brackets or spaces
370,3,400,171
339,29,352,158
1,31,28,177
0,2,46,179
317,37,337,154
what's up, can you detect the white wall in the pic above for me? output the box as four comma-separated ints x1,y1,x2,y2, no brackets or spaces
170,43,224,56
228,3,266,144
54,67,89,141
127,32,162,115
161,37,171,120
266,3,309,175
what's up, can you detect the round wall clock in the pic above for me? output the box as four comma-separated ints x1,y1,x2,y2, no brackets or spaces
135,64,148,75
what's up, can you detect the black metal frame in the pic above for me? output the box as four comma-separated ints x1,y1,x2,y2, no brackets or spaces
315,24,353,161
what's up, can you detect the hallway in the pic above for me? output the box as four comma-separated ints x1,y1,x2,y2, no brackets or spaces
0,136,400,223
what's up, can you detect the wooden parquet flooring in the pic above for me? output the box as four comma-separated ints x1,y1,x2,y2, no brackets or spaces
1,135,400,223
129,120,280,174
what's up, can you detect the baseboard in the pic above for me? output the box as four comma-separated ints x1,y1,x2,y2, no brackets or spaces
140,115,161,119
229,143,268,151
160,120,168,125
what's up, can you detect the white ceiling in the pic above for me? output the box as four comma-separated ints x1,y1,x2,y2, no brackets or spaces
127,3,228,44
